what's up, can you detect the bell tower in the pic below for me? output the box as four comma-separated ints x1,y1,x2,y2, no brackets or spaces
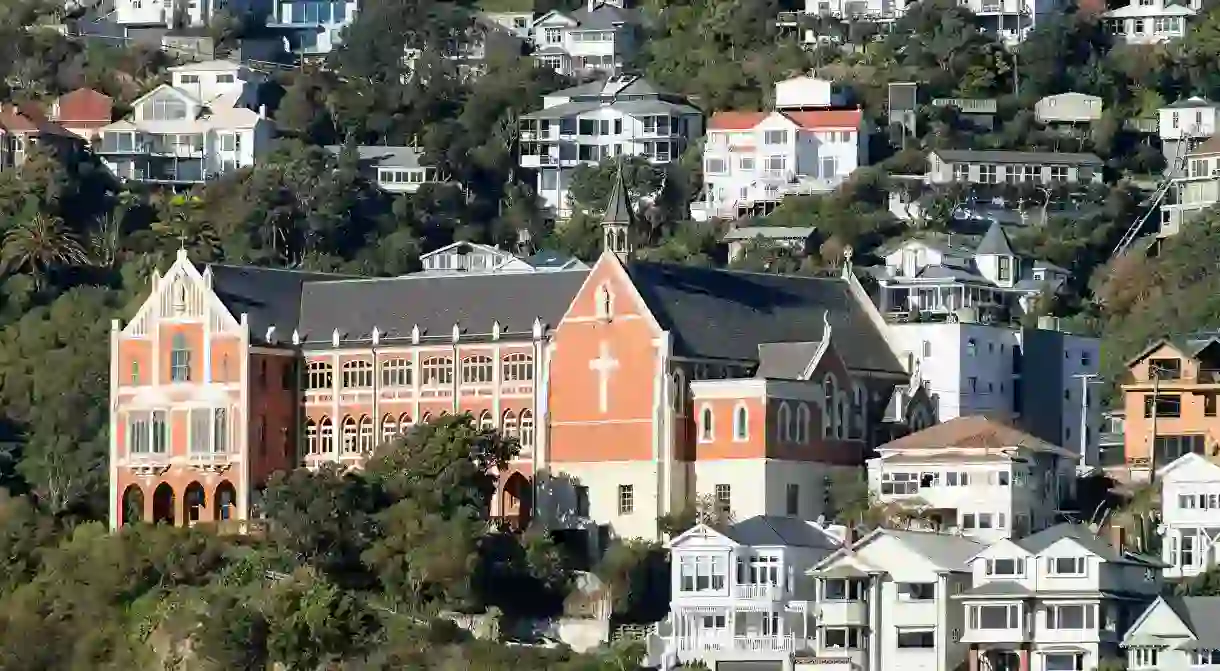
601,162,634,261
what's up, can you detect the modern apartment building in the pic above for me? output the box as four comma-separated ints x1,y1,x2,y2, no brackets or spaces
96,60,273,185
868,416,1080,542
956,524,1164,671
1119,333,1220,482
662,517,846,668
517,75,702,218
804,529,985,671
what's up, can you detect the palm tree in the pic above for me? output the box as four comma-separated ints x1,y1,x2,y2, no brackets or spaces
1,213,88,290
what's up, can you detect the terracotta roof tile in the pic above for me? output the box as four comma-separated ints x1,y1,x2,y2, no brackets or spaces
53,88,113,125
878,415,1072,456
708,111,770,130
783,109,863,129
0,104,81,139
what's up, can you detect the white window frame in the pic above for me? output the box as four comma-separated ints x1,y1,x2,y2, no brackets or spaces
733,403,749,441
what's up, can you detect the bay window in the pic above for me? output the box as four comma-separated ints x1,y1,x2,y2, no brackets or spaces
823,578,866,601
678,554,726,592
1045,603,1095,630
970,604,1020,630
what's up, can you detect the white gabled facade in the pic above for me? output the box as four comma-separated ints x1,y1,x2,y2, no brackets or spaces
1122,595,1220,670
803,529,984,671
867,417,1080,542
660,518,846,669
956,526,1164,671
1157,452,1220,578
1104,0,1195,44
530,0,639,77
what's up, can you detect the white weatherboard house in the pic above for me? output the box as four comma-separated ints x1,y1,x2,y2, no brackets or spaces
1123,595,1220,669
1157,452,1220,579
803,529,985,671
955,524,1165,671
661,516,846,670
868,416,1080,543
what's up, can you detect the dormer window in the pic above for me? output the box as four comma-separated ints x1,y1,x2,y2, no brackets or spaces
985,557,1024,576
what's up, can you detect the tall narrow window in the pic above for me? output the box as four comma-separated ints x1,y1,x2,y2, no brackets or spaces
306,419,319,454
358,415,374,453
131,361,140,385
734,405,748,441
823,375,837,438
213,408,228,453
700,406,714,441
151,410,168,453
128,412,150,454
503,410,518,438
478,410,495,430
342,416,358,454
520,410,534,449
777,402,791,442
319,417,334,454
381,414,397,443
170,332,191,382
796,403,811,443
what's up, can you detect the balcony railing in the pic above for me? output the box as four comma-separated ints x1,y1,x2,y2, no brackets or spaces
682,635,797,653
733,583,786,600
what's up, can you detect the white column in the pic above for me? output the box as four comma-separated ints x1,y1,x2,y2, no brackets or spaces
331,348,340,461
109,320,120,530
237,313,250,519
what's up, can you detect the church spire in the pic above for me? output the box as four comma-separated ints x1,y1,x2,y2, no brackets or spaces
602,161,634,261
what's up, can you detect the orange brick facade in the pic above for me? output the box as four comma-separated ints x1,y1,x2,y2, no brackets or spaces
110,248,914,539
1121,339,1220,476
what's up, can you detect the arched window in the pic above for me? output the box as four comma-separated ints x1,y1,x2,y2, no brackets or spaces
502,410,518,438
170,332,191,382
673,369,686,414
306,419,318,454
823,375,837,438
853,385,867,439
307,361,332,390
520,410,534,449
596,284,613,318
421,357,453,386
185,482,205,523
462,355,494,384
319,417,334,454
342,416,358,454
777,402,792,442
381,358,412,387
796,403,811,444
734,404,749,441
342,360,373,388
381,414,397,443
151,410,168,453
358,415,375,452
699,405,715,442
478,410,495,430
502,353,534,382
399,412,412,428
421,412,433,424
837,394,849,439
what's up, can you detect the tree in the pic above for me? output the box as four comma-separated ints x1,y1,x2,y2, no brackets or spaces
1,212,88,291
658,493,736,535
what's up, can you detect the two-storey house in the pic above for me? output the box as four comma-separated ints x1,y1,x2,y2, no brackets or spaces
49,88,114,145
113,0,272,29
1157,452,1220,578
1119,333,1220,482
887,319,1101,464
868,416,1080,542
96,60,273,185
955,524,1165,671
530,0,640,76
517,75,702,218
663,517,846,668
1122,595,1220,669
775,0,906,46
1158,96,1218,176
803,529,984,671
266,0,359,55
695,75,866,221
1105,0,1195,44
1160,134,1220,236
927,150,1104,186
0,104,85,170
958,0,1065,44
873,224,1070,323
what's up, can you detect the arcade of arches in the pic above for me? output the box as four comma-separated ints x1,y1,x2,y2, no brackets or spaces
120,480,238,526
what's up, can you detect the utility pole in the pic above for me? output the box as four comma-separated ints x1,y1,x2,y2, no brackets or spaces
1148,365,1162,484
1073,373,1100,468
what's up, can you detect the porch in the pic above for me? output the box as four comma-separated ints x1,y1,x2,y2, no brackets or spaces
969,643,1031,671
668,604,813,664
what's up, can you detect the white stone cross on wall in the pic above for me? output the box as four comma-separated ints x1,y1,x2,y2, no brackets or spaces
588,340,619,413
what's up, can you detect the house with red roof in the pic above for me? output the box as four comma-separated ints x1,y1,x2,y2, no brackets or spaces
50,88,114,144
692,75,868,222
0,103,85,170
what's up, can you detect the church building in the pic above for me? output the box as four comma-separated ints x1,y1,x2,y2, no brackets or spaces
109,169,928,542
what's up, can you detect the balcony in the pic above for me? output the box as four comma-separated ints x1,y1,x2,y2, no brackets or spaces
819,600,868,625
682,634,798,654
733,583,786,600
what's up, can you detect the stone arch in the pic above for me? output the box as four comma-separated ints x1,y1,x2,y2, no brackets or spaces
184,481,206,523
501,471,532,530
152,482,175,525
121,484,144,526
214,481,237,521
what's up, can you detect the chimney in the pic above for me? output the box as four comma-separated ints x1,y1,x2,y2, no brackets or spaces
258,104,266,119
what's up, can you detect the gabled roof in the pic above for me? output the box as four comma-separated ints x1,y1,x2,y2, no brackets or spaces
1156,597,1220,645
812,528,985,574
931,149,1103,166
975,220,1015,256
1165,95,1216,109
131,83,202,109
1157,451,1220,480
723,515,843,549
0,104,79,139
296,269,590,345
1014,523,1166,567
1105,0,1195,17
206,264,354,343
323,145,426,169
708,109,863,131
621,263,904,374
1125,333,1220,367
52,88,113,124
877,416,1077,458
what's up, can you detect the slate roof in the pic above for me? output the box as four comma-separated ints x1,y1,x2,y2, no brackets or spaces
622,262,905,375
1014,523,1165,567
1165,96,1214,109
959,581,1036,597
884,529,986,570
878,416,1078,458
1163,597,1220,645
976,220,1016,256
722,226,816,242
725,515,842,550
756,341,821,380
569,0,641,28
206,264,352,344
932,149,1103,166
296,269,590,345
323,145,425,169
